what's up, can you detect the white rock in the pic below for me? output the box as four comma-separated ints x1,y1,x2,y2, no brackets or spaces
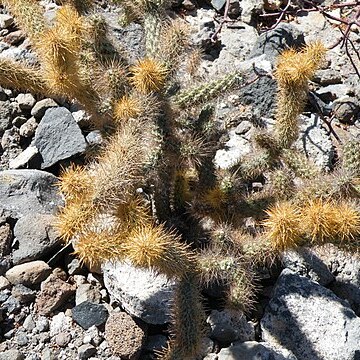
9,146,38,169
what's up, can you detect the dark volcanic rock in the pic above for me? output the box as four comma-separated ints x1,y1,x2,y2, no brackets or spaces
72,301,109,330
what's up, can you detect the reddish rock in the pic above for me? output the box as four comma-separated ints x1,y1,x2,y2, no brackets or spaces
105,312,146,360
35,269,75,315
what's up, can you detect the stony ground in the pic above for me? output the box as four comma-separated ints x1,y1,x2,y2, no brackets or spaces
0,0,360,359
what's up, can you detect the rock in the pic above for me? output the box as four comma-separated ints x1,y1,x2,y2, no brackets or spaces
0,100,14,135
5,261,52,286
83,325,103,346
19,117,38,137
0,275,10,290
15,331,29,346
66,257,85,276
102,261,176,325
35,270,75,315
314,245,360,315
12,213,61,265
3,30,25,46
235,121,252,135
0,170,63,218
333,97,360,125
241,0,263,24
72,301,109,330
282,248,334,286
36,316,50,332
55,332,71,347
34,107,87,169
182,0,196,10
11,284,36,303
23,314,36,331
1,295,21,313
313,69,342,86
211,0,226,11
86,130,103,146
295,114,334,170
31,99,58,119
12,116,27,128
207,309,255,344
237,74,277,117
214,128,251,169
217,341,297,360
49,312,72,337
0,349,24,360
0,222,12,257
9,146,39,169
143,334,168,353
78,344,96,360
316,84,354,100
75,283,102,305
71,109,91,128
15,93,36,110
1,127,20,149
105,311,146,359
261,269,360,360
0,14,14,29
249,23,305,64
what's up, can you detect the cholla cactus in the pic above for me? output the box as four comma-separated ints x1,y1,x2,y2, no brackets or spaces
1,1,359,359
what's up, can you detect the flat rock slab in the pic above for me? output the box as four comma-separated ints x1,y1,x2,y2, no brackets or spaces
102,261,176,325
34,107,87,169
261,269,360,360
217,341,297,360
0,170,63,219
13,213,61,265
72,301,109,330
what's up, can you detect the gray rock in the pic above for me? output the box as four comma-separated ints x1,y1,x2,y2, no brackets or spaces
19,117,38,137
217,341,297,360
49,312,72,337
313,69,342,86
71,109,90,127
235,121,252,135
0,14,14,29
261,269,360,360
5,261,52,286
9,146,39,169
0,100,14,134
15,93,36,110
102,261,177,324
241,0,263,24
78,344,96,360
12,213,61,265
72,301,109,330
333,97,360,124
1,127,20,149
296,114,334,170
11,284,36,303
76,283,101,305
86,130,103,146
207,309,255,344
0,349,24,360
15,331,29,346
31,99,58,119
314,245,360,316
214,128,251,169
237,75,277,117
0,169,63,218
2,295,21,313
34,107,87,169
0,47,36,65
282,248,334,286
249,23,305,63
23,314,36,331
36,316,50,332
317,84,354,100
211,0,226,11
